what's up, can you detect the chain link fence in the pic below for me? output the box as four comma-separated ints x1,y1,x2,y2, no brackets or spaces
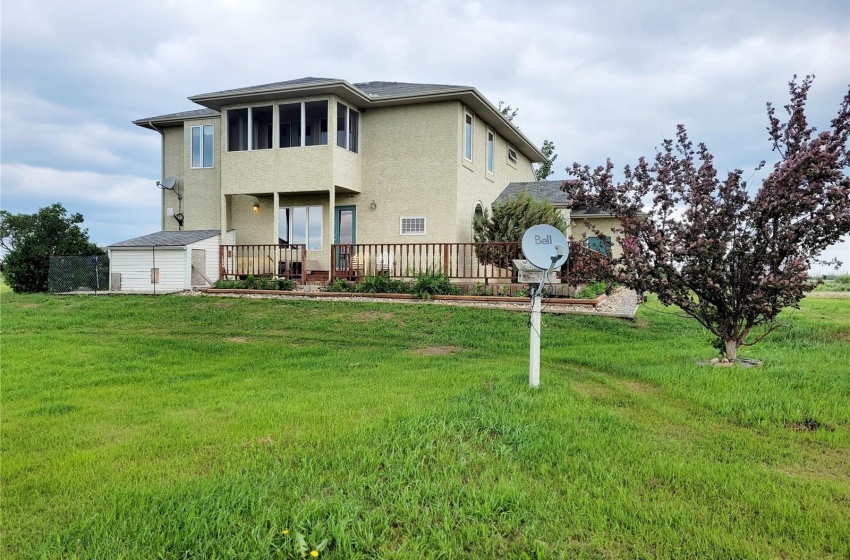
48,255,110,294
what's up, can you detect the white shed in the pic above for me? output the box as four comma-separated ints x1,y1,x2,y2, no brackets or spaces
107,230,234,293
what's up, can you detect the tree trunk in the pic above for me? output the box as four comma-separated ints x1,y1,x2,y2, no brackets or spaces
724,339,738,361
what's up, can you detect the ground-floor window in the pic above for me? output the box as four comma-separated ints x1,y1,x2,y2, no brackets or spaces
588,235,612,255
279,206,322,250
400,217,426,235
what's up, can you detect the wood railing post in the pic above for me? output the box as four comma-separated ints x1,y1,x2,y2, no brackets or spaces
301,246,307,284
330,244,337,280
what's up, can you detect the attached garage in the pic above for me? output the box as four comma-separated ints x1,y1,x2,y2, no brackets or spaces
107,230,234,293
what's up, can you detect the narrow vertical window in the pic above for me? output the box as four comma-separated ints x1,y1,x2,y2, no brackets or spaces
202,125,214,167
252,106,273,150
304,100,328,146
278,208,290,245
336,102,347,148
279,103,301,148
348,109,359,154
191,126,202,167
192,125,214,168
227,108,249,151
335,103,359,153
486,130,494,174
307,206,323,250
464,113,473,161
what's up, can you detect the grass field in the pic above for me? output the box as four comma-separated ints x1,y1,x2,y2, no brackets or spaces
2,291,849,559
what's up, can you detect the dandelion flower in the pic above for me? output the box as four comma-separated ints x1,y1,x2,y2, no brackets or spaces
310,551,319,557
282,529,289,535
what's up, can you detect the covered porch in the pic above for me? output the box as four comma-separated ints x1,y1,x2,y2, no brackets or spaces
218,240,608,287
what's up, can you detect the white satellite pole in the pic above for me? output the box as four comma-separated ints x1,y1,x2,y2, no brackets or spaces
521,225,569,388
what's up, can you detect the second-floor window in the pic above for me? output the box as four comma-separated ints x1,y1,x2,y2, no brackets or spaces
486,129,495,174
191,124,214,168
336,102,359,153
464,112,473,162
227,106,272,151
280,100,328,148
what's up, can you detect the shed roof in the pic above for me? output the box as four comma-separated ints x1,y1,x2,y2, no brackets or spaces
109,230,220,247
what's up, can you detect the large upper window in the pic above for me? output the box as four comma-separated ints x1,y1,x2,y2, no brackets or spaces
252,106,273,150
336,102,359,153
228,108,248,151
486,129,495,174
227,106,272,151
279,103,301,149
305,100,328,146
464,112,473,162
279,101,328,148
279,206,322,250
191,124,214,168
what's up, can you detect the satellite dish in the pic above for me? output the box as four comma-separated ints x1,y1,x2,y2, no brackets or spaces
522,224,568,269
157,176,177,190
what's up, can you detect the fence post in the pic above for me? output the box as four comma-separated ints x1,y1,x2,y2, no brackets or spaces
301,246,307,284
330,244,336,281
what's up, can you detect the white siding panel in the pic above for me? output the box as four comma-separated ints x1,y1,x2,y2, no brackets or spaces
109,248,186,292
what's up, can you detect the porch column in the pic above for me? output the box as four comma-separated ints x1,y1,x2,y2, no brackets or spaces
272,192,280,244
220,193,227,237
328,186,336,272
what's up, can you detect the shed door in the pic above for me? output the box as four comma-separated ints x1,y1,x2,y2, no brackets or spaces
191,249,206,285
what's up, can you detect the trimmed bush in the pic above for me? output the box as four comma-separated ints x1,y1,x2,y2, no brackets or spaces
411,269,460,299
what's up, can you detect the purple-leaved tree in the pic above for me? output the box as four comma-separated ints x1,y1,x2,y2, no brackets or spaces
565,76,850,361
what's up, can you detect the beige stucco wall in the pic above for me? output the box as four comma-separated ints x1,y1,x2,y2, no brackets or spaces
570,216,623,258
161,126,183,231
357,101,459,245
181,117,221,230
455,104,536,242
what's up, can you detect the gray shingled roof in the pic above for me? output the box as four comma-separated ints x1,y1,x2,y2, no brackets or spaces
354,81,468,98
133,108,219,125
192,77,340,98
109,230,220,247
495,181,573,206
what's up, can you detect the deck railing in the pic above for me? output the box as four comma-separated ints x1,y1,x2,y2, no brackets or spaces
330,241,607,283
219,244,307,282
217,241,607,285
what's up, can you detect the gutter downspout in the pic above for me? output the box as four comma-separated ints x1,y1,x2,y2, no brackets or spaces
148,121,167,231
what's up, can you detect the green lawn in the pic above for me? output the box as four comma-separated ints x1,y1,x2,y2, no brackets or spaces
2,292,848,559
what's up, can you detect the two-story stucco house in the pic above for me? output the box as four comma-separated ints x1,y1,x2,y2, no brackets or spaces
112,77,546,289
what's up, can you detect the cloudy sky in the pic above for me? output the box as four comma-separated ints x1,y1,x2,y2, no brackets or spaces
2,0,848,272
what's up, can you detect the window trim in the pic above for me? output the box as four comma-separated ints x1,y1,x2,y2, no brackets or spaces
190,124,214,168
463,111,474,162
400,216,426,236
226,107,250,152
336,101,360,154
486,128,495,175
507,144,518,166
